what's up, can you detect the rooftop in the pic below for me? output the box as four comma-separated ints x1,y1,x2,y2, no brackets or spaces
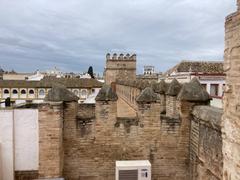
164,60,224,76
0,77,103,88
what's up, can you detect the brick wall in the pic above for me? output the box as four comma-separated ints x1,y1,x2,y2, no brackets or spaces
166,95,179,118
36,79,225,180
105,59,136,85
60,97,193,179
38,102,63,178
223,3,240,180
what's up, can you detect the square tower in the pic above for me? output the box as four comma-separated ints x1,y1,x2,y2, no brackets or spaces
104,53,136,85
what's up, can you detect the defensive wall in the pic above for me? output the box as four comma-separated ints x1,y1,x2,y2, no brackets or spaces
223,0,240,179
0,77,223,180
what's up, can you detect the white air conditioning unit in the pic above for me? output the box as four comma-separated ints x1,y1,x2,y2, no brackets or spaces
116,160,151,180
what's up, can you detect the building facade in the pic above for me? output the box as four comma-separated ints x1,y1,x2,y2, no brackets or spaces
163,61,225,107
0,77,103,105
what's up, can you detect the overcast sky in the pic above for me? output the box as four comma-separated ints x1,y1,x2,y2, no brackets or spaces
0,0,236,74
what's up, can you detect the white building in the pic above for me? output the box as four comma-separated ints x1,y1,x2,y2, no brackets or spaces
0,77,103,106
163,60,225,108
143,66,155,75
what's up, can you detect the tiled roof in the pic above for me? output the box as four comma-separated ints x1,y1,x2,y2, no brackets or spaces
165,61,224,75
0,77,103,88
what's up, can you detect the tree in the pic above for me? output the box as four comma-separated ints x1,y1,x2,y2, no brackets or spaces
88,66,95,79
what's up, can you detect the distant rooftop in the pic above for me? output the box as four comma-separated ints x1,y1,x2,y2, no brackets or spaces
165,60,224,75
0,77,103,88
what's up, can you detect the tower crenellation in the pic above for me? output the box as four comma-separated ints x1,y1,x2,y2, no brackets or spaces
105,53,137,61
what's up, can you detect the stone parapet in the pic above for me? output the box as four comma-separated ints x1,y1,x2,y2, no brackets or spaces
136,87,157,103
190,105,223,180
95,85,118,101
177,78,211,102
192,106,222,131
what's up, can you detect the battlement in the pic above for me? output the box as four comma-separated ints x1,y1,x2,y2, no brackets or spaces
106,53,136,61
104,53,136,85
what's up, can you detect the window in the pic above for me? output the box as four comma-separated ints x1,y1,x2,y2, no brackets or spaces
29,89,35,94
92,89,95,93
73,90,79,96
4,89,9,94
39,89,45,96
81,89,87,97
210,84,219,97
21,89,26,94
12,89,18,94
201,84,207,90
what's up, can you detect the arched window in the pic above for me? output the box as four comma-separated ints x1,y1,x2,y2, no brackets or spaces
21,89,26,94
73,90,79,96
39,89,45,96
12,89,18,94
4,89,9,94
81,89,87,97
29,89,35,94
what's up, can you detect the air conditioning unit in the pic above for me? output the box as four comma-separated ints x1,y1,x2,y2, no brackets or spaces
116,160,151,180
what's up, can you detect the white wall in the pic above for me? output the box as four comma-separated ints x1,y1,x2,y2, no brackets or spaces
0,110,14,180
14,109,38,171
0,109,39,179
199,79,225,97
210,98,223,108
0,143,2,180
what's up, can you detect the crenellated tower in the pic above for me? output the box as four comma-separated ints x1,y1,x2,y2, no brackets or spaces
104,53,136,85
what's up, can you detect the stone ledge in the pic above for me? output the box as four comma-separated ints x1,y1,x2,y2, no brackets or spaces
192,106,223,131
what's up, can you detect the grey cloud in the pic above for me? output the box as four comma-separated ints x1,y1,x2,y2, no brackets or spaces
0,0,236,74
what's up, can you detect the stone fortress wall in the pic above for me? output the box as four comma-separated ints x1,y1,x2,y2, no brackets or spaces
34,73,223,180
222,0,240,179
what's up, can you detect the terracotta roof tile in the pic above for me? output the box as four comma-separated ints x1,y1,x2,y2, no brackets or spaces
0,77,103,88
165,61,224,76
